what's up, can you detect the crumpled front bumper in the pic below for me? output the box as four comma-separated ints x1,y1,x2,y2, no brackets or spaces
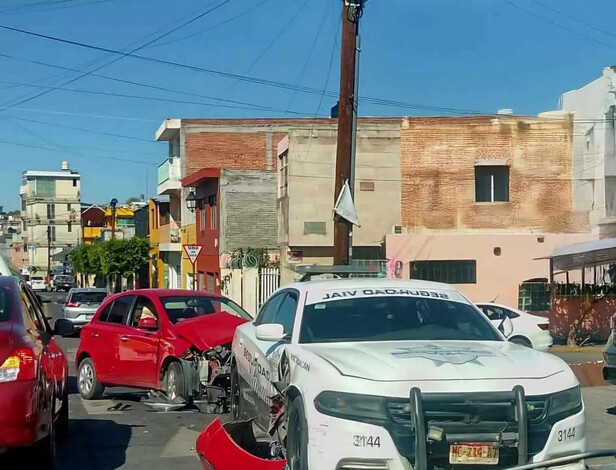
196,418,286,470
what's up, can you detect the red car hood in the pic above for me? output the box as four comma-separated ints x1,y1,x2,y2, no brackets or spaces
172,313,247,350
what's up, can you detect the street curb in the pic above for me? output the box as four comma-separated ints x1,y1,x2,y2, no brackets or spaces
569,361,607,387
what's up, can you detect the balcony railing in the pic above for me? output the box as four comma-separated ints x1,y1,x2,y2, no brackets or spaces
157,158,181,185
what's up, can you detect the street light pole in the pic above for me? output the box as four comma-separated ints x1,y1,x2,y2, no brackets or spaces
110,198,118,240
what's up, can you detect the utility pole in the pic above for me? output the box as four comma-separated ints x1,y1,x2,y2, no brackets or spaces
333,0,364,265
110,198,118,240
47,224,51,285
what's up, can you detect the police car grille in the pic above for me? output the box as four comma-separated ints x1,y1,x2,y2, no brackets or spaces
387,396,548,425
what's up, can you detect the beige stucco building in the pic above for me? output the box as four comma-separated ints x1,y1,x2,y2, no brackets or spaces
20,161,81,274
277,121,401,283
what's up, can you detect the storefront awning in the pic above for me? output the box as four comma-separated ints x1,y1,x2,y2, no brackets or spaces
541,238,616,271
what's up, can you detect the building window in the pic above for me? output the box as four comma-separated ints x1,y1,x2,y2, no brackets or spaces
72,178,77,187
209,195,217,230
50,225,56,242
475,166,509,202
68,221,72,232
411,260,477,284
199,207,206,233
47,204,55,220
518,280,550,312
67,204,71,211
35,178,56,197
279,150,288,197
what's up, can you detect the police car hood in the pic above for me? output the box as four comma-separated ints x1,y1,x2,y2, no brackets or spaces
302,341,567,382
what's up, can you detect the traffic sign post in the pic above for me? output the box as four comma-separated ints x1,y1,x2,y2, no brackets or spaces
183,245,202,290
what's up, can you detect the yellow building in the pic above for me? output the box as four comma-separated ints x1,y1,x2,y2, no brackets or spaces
148,199,164,288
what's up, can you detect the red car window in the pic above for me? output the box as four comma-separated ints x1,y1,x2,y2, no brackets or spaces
0,290,9,322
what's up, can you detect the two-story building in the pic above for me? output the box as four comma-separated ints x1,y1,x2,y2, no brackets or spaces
20,161,81,275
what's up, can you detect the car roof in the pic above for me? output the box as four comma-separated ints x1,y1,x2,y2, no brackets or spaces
475,302,527,313
282,277,455,292
121,289,226,299
69,287,106,292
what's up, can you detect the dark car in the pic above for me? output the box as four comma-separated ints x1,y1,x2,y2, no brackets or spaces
0,276,69,466
53,274,75,292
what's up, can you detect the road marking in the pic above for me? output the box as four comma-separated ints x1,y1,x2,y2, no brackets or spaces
80,398,125,415
160,427,200,459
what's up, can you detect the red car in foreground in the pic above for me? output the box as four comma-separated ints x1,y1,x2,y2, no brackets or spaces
68,289,251,409
0,275,70,466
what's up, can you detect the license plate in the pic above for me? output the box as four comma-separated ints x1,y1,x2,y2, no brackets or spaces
449,443,499,465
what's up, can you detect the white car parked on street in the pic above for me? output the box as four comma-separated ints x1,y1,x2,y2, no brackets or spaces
29,275,48,292
224,278,585,470
476,302,553,351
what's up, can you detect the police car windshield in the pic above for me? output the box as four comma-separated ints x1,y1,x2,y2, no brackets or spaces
299,295,502,344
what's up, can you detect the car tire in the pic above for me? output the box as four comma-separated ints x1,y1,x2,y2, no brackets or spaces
34,400,57,469
510,337,533,348
230,362,242,420
165,362,187,403
286,395,309,470
56,384,69,438
77,358,105,400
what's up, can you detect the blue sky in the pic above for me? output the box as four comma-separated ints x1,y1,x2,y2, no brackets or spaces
0,0,615,209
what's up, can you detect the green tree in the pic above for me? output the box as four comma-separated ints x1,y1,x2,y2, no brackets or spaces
100,238,150,277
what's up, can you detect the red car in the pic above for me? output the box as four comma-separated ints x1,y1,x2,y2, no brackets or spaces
0,275,69,466
70,289,251,409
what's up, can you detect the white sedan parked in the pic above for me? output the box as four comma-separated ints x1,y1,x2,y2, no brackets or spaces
475,302,553,351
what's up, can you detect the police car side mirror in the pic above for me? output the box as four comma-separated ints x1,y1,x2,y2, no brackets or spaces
256,323,286,342
499,316,514,338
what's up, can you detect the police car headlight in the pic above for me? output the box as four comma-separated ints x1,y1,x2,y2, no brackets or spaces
314,391,387,421
547,386,582,418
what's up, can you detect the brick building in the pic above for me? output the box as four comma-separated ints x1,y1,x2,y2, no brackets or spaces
155,118,343,291
387,113,594,309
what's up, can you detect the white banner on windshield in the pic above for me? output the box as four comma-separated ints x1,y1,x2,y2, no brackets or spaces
305,286,468,306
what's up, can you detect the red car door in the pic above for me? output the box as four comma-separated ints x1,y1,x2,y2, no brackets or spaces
25,287,68,398
87,295,136,384
116,295,160,388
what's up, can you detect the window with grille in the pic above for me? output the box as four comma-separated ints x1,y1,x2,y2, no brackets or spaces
279,150,289,198
411,260,477,284
209,195,217,230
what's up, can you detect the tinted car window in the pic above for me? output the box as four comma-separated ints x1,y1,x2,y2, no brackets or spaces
161,296,251,323
274,292,298,335
0,290,10,322
105,296,135,324
70,292,107,304
97,302,113,323
255,293,285,326
300,296,502,344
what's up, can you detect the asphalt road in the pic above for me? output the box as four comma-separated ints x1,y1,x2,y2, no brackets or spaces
1,291,614,470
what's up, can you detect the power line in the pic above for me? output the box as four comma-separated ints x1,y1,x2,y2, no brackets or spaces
222,0,310,97
0,138,156,165
0,79,312,115
3,115,158,143
0,0,119,16
285,0,330,116
146,0,274,50
499,0,616,51
0,0,232,111
527,0,616,41
0,53,308,115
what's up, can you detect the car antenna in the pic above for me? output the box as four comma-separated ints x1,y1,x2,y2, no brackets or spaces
491,295,499,303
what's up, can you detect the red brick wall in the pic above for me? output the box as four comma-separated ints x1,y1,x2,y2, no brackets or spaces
400,115,589,233
183,118,397,175
186,132,268,174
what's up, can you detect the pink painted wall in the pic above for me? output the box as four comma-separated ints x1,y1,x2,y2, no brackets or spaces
385,232,596,307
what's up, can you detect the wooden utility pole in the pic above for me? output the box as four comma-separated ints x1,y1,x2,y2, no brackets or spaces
333,0,364,265
47,224,51,285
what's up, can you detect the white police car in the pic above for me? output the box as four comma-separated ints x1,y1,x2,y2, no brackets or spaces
205,276,586,470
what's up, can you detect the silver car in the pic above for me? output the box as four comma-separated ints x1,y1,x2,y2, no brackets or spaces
63,288,108,326
603,313,616,384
